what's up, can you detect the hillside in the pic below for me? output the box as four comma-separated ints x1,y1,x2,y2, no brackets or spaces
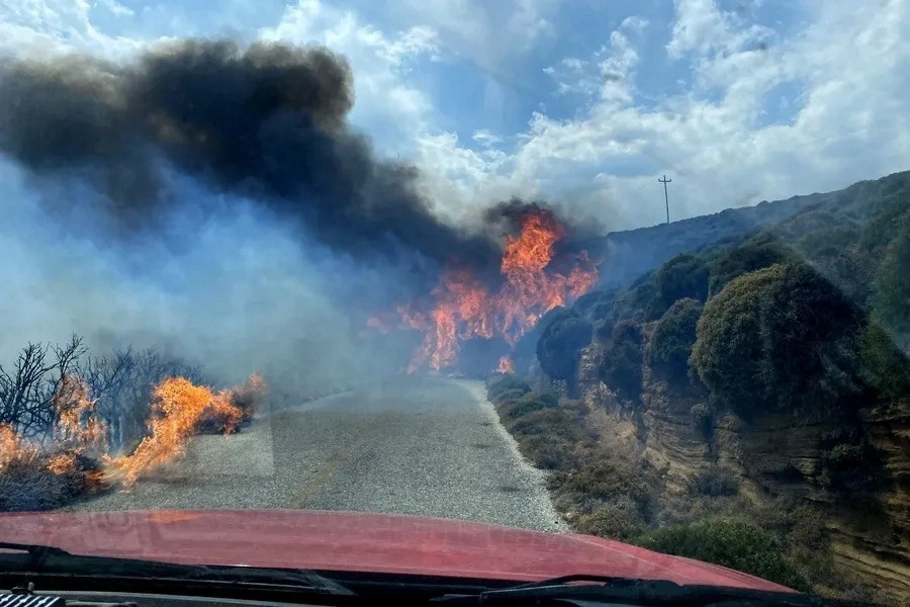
494,169,910,603
579,170,910,289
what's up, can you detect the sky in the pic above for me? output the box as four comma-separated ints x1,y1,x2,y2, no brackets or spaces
1,0,908,231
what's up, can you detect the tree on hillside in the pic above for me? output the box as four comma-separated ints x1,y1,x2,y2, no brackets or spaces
601,320,644,403
871,222,910,352
647,298,703,384
707,238,792,296
611,278,657,325
648,254,709,319
860,221,910,400
536,310,593,384
691,264,863,416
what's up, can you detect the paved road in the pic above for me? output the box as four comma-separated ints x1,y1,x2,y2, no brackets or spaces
66,377,566,532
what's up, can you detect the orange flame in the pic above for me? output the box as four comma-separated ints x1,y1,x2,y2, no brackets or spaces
496,356,515,374
0,424,39,472
46,452,77,475
0,373,266,492
104,377,249,487
384,210,597,373
53,375,106,454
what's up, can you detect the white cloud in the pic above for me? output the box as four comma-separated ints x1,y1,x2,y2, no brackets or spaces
543,17,646,101
3,0,908,235
385,0,558,69
472,129,502,146
667,0,772,60
0,0,147,58
415,0,910,229
259,0,438,152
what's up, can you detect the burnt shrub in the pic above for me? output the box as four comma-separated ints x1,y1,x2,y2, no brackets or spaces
0,454,103,512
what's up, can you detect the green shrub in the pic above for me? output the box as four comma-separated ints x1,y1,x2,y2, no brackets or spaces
870,219,910,347
492,388,528,406
594,319,613,341
690,264,863,417
639,519,810,591
556,458,654,518
509,408,588,442
611,278,658,324
819,442,880,491
859,322,910,399
707,239,792,295
689,403,714,437
576,506,644,542
487,375,531,403
601,320,644,403
518,435,579,471
574,289,617,323
649,254,709,319
506,393,559,419
536,310,593,382
647,298,703,383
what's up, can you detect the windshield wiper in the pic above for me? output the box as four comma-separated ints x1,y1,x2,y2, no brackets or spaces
433,574,879,607
0,541,354,597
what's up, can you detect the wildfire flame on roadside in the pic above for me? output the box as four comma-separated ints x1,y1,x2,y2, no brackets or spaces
0,373,267,491
374,209,598,373
496,356,515,374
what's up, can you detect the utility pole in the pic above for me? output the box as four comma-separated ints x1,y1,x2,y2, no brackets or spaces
658,174,672,224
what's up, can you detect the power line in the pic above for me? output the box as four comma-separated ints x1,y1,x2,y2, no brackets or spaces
658,174,672,224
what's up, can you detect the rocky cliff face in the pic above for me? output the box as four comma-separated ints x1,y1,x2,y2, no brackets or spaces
579,342,910,600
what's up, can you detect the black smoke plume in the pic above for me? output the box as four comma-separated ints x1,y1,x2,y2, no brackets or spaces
0,39,498,268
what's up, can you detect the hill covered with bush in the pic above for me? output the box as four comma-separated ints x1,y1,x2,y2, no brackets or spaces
492,169,910,603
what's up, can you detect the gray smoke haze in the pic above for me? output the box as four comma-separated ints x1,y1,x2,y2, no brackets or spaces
0,39,499,267
0,38,595,397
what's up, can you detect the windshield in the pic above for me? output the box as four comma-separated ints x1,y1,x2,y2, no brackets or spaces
0,0,906,604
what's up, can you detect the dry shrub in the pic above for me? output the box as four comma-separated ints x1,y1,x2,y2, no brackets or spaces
575,505,644,542
229,373,267,422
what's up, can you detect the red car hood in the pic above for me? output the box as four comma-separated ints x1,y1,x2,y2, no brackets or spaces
0,510,792,593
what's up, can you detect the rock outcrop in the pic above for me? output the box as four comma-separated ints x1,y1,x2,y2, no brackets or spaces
581,352,910,600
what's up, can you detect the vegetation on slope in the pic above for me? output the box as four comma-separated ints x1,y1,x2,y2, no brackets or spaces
490,170,910,603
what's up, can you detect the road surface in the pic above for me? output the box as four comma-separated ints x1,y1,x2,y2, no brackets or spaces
66,377,566,532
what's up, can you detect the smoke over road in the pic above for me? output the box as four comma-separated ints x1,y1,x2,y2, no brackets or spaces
0,38,596,395
0,40,498,266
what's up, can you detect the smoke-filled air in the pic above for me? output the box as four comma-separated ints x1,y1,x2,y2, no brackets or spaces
0,36,599,507
0,37,599,390
0,39,598,499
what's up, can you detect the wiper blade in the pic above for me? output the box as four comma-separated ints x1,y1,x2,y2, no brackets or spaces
0,541,354,596
434,574,879,607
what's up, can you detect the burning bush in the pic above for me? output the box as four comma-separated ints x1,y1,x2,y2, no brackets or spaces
374,207,598,375
0,423,104,512
197,373,267,433
104,375,263,487
0,337,268,508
